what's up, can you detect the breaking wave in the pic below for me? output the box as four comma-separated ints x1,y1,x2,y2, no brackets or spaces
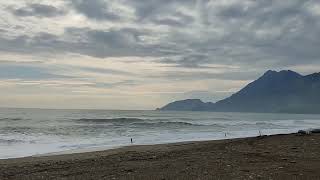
0,118,25,121
133,121,198,127
76,118,229,128
76,118,146,124
132,121,226,128
0,139,26,144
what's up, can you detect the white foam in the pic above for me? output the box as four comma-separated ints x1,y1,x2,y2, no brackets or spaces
0,110,319,159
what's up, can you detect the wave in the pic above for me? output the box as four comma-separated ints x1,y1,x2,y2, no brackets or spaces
0,118,24,121
74,118,286,129
225,122,285,129
209,117,233,121
76,118,146,124
133,121,197,126
76,117,229,128
293,120,320,125
255,122,275,126
0,139,25,144
132,121,226,128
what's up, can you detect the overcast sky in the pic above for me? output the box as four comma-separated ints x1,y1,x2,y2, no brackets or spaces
0,0,319,109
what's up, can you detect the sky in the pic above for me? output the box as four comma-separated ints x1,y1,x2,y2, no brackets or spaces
0,0,319,110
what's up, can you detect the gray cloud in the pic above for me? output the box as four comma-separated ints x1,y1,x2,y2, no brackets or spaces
1,0,320,108
125,0,196,27
0,27,148,58
10,3,66,18
78,67,135,76
89,80,139,89
69,0,121,21
0,64,69,80
1,0,320,75
159,54,212,68
156,0,320,69
149,70,260,81
63,27,154,57
126,0,194,19
151,12,195,27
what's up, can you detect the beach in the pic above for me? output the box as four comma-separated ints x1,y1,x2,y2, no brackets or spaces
0,133,319,180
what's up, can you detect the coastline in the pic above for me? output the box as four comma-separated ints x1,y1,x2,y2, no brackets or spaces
1,133,320,180
6,129,299,159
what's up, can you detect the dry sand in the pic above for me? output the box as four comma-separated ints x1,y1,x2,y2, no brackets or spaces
0,133,320,180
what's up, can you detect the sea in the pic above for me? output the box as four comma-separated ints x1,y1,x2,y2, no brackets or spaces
0,108,319,159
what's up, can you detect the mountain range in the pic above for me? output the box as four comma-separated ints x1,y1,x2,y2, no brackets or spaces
158,70,320,114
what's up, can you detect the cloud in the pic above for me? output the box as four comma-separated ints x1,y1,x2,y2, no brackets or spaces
10,3,67,18
78,67,135,76
147,67,260,81
0,64,69,80
1,0,320,70
69,0,122,21
0,0,320,109
150,13,194,27
159,54,212,68
3,0,319,69
130,0,195,26
0,26,170,61
126,0,194,19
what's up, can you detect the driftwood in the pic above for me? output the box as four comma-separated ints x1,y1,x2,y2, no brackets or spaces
298,129,320,135
311,129,320,133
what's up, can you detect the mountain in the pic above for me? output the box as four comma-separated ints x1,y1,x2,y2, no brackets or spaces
157,99,214,111
158,70,320,114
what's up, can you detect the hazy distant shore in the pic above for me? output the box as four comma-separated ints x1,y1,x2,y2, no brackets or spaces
0,133,319,180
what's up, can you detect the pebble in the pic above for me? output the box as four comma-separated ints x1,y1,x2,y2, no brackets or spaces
241,169,250,172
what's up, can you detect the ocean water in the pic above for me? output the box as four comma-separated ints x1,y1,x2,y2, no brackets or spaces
0,108,319,159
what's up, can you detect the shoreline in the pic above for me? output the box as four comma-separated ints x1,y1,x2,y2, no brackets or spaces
3,129,301,160
32,137,263,158
1,133,320,179
2,135,260,160
0,129,299,161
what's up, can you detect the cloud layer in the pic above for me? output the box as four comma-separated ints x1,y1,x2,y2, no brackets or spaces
0,0,319,109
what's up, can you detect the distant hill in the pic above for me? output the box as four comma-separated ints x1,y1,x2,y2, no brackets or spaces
158,70,320,114
157,99,214,111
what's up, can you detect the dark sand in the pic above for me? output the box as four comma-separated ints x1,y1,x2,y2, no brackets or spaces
0,133,320,180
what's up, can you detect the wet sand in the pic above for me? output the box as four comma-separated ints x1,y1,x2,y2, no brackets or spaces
0,133,320,180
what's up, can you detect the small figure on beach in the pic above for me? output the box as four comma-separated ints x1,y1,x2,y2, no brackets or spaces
131,138,133,144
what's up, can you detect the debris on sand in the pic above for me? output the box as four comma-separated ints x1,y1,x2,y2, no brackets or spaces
298,128,320,135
